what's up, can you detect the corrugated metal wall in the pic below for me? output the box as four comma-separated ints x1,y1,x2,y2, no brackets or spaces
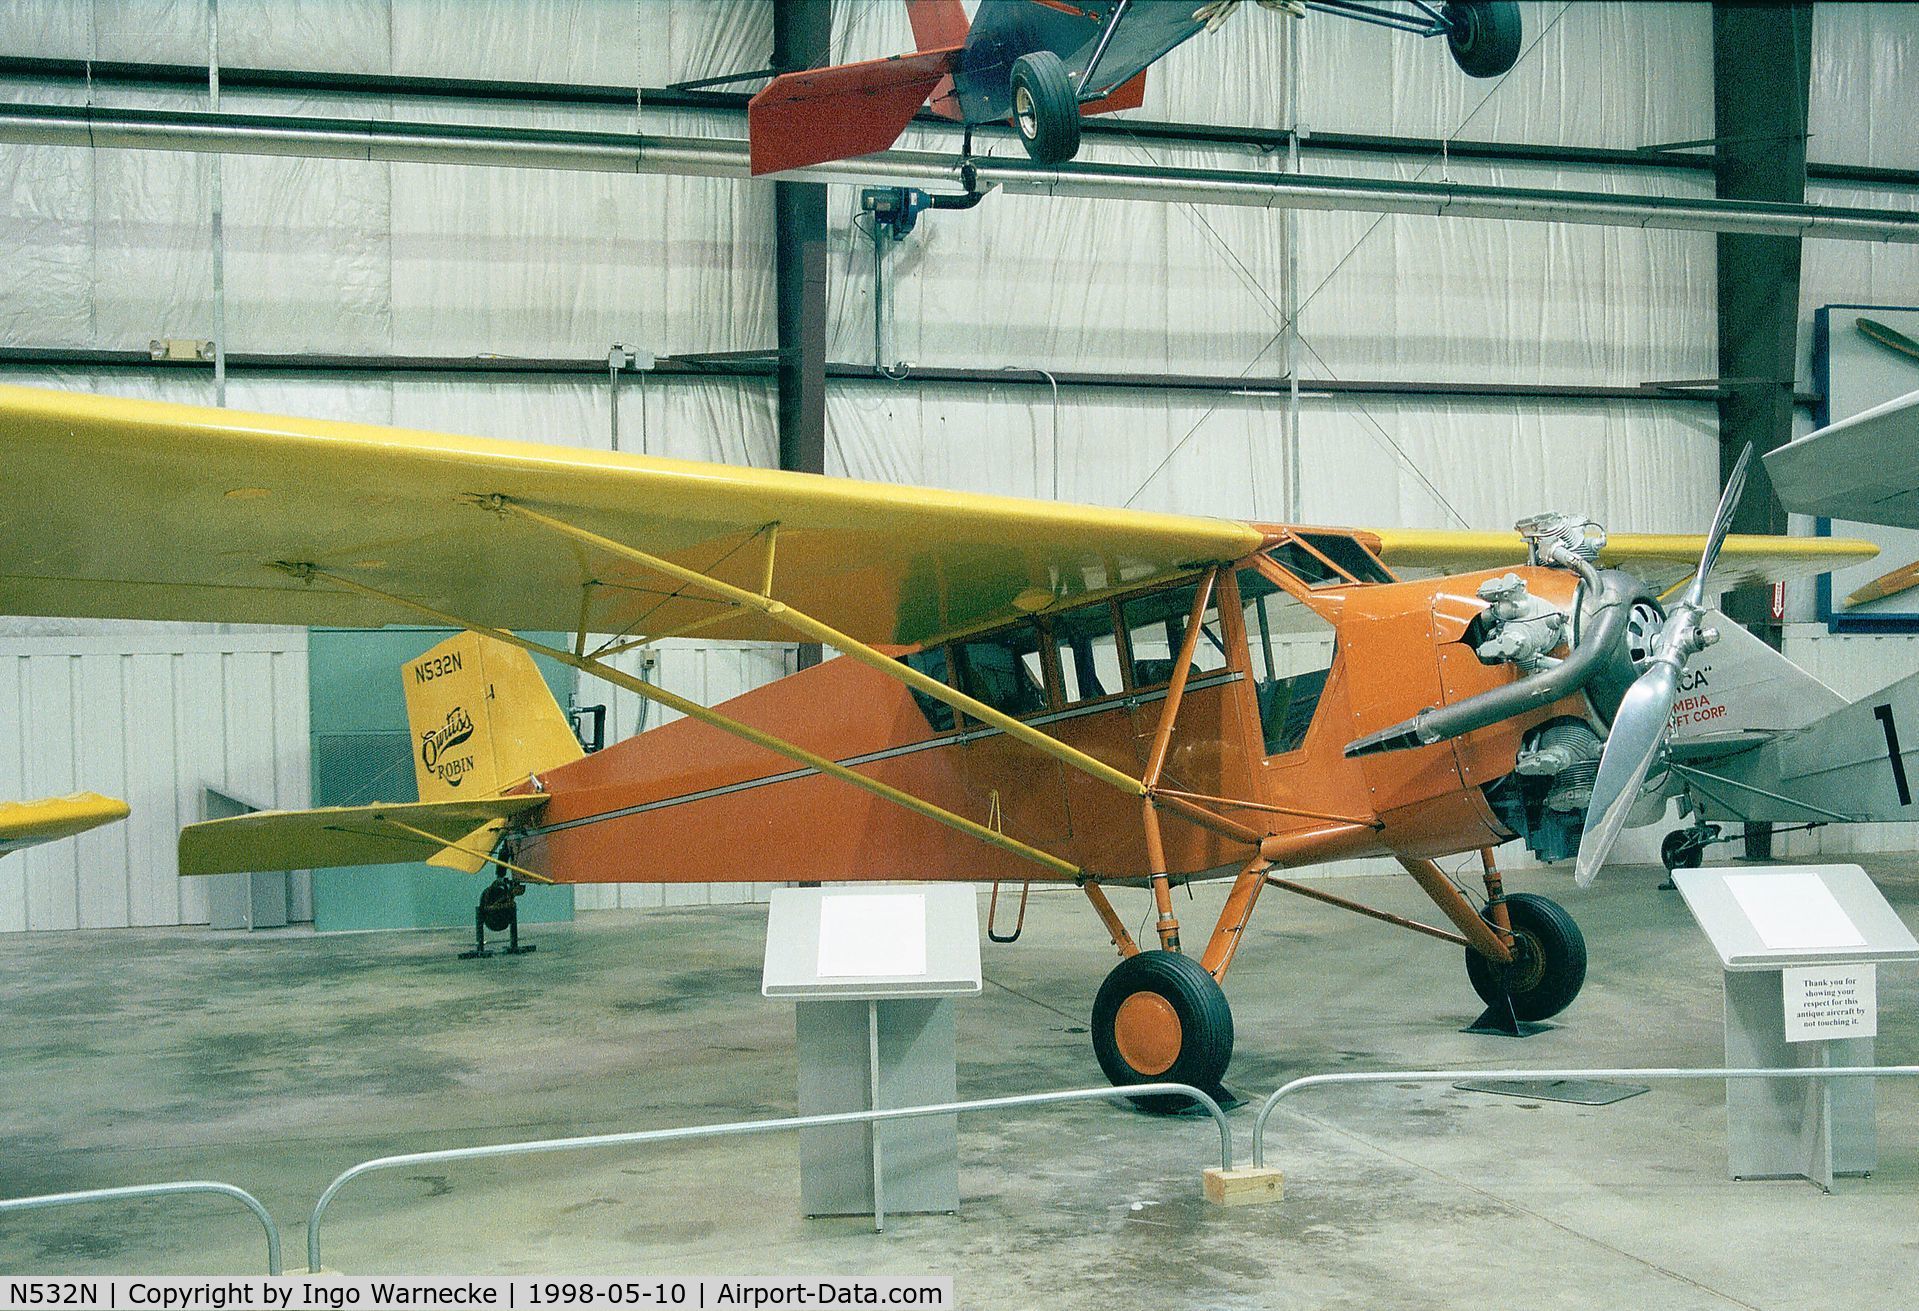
0,632,309,931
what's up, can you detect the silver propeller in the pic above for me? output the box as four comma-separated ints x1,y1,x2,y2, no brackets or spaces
1572,444,1753,887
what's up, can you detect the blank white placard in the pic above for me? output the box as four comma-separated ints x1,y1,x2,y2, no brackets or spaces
817,893,928,978
1725,872,1867,952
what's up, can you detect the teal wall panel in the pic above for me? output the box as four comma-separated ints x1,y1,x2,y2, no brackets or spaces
309,627,576,933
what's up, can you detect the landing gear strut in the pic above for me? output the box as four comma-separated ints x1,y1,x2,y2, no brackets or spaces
459,872,536,960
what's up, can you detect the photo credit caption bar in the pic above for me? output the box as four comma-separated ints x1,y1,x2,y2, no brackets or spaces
0,1277,954,1310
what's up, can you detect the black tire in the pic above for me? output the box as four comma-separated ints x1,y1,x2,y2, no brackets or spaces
1465,892,1586,1022
1009,50,1081,165
1661,829,1705,872
1442,1,1523,78
1091,950,1233,1112
479,877,518,932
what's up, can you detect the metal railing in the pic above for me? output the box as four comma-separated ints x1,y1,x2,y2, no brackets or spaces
1252,1064,1919,1168
0,1180,282,1275
309,1082,1229,1272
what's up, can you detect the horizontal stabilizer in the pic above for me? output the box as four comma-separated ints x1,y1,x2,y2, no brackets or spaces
1766,388,1919,529
0,792,129,857
179,795,546,876
748,46,961,175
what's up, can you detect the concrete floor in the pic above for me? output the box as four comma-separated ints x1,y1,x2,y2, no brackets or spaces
1,858,1915,1309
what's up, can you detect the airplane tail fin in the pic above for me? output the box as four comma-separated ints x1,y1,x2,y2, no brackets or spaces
400,632,584,871
747,0,969,177
906,0,970,51
1679,663,1919,827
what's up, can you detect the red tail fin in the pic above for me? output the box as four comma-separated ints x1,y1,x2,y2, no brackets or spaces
906,0,970,51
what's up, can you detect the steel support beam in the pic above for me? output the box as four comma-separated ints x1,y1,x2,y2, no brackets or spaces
1713,1,1813,860
3,104,1917,243
0,346,1781,404
772,0,830,670
6,56,1915,191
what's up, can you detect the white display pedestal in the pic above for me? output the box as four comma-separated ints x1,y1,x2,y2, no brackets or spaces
1674,864,1918,1190
762,886,982,1230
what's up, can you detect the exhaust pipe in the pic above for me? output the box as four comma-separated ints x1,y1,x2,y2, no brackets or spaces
1344,570,1648,758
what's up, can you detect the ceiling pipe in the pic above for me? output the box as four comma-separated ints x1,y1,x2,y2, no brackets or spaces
2,103,1916,243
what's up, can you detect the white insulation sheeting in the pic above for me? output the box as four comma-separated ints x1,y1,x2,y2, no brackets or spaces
828,383,1717,532
1802,4,1919,377
0,632,310,932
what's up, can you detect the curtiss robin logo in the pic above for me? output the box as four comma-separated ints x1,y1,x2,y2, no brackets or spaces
421,707,477,787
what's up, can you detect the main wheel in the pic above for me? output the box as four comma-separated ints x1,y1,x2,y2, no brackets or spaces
1442,1,1523,78
1091,950,1233,1112
1661,828,1706,872
1009,51,1081,165
1465,892,1586,1022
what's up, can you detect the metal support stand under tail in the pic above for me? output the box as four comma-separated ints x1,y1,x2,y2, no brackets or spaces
460,872,536,960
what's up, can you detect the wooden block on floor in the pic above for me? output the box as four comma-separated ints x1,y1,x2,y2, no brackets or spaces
1203,1165,1284,1206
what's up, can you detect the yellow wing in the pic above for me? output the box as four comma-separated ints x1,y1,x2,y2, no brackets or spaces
0,793,130,857
1371,528,1877,594
0,385,1259,648
178,796,548,876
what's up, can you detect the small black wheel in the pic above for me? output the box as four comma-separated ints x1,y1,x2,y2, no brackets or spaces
1009,50,1081,165
479,877,519,932
1091,950,1233,1112
1442,1,1523,78
1466,892,1586,1022
1661,828,1705,872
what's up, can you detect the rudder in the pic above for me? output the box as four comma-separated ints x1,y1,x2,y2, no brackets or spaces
401,632,584,872
402,631,583,802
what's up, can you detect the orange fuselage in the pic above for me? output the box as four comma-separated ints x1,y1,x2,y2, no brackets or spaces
514,555,1585,888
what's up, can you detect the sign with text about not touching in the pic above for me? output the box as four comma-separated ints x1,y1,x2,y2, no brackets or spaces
1783,964,1878,1042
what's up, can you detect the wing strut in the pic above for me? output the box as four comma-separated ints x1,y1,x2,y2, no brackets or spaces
479,496,1148,799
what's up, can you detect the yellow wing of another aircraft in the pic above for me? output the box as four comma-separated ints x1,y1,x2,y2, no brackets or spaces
0,793,130,857
1371,528,1876,594
0,386,1874,651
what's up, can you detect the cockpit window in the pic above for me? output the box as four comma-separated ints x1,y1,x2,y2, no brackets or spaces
1239,567,1337,755
1121,582,1229,689
1300,533,1393,584
900,647,958,733
1052,600,1124,705
1265,541,1345,588
952,623,1049,718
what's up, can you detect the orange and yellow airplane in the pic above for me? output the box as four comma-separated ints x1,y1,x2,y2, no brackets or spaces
3,385,1903,1097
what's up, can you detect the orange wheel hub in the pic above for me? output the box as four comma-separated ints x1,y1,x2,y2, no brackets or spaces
1112,991,1182,1076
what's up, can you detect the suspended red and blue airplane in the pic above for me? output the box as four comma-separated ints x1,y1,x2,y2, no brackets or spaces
748,0,1523,175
